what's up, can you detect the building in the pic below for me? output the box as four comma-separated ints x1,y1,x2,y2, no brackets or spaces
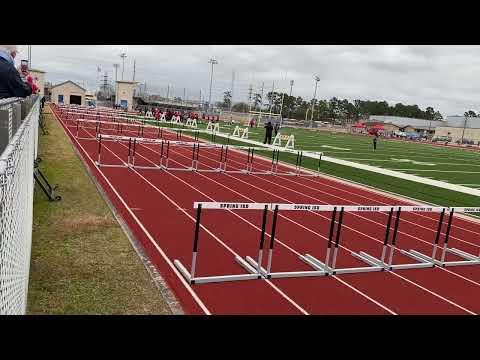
50,80,86,106
368,115,441,135
434,116,480,143
115,81,138,111
29,68,46,96
85,91,97,106
133,95,201,112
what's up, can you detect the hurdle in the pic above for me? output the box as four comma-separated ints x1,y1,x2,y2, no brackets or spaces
173,203,268,284
185,118,198,128
240,204,328,279
206,121,220,133
402,207,480,267
284,134,295,150
272,204,384,276
272,133,294,150
351,207,436,271
232,126,241,137
272,133,282,147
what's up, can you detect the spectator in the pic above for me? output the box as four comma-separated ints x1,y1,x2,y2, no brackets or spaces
264,121,273,144
0,45,33,99
274,122,280,137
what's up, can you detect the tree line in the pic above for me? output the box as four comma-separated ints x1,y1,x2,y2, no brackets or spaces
222,91,445,124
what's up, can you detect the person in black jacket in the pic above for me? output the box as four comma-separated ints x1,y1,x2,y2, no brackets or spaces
274,122,280,137
0,45,32,99
373,134,378,151
264,121,273,144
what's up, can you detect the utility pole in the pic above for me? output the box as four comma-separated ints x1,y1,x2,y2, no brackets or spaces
269,81,275,115
247,85,253,115
166,85,170,100
310,76,320,128
461,115,468,144
258,82,264,124
279,92,285,125
183,88,186,105
208,58,218,112
113,64,119,83
230,70,235,112
120,52,127,80
133,59,136,81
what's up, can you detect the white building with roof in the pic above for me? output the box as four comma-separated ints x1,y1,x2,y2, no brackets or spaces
434,116,480,143
368,115,443,132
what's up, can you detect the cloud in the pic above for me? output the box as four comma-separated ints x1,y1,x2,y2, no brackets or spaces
23,45,480,115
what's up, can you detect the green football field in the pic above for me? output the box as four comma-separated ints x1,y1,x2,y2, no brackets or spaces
135,118,480,209
189,121,480,189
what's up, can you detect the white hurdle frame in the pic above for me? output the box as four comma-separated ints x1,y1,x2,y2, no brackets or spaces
403,207,480,268
352,207,435,271
173,203,270,284
175,202,480,285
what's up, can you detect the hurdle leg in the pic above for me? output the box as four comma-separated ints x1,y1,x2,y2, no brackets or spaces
440,209,455,264
132,139,137,167
241,205,269,278
387,208,401,268
432,208,446,260
97,135,102,165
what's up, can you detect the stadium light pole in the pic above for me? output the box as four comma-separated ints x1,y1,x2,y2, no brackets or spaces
310,76,320,128
288,80,294,118
120,53,127,80
208,58,218,113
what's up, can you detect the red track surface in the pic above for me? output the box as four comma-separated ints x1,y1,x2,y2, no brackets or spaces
52,107,480,315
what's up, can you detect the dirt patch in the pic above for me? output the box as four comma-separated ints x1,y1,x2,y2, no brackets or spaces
54,214,116,235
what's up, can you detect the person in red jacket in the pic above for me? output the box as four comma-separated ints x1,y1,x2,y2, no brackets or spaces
25,73,39,94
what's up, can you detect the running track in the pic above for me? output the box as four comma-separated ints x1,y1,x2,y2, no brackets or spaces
52,107,480,315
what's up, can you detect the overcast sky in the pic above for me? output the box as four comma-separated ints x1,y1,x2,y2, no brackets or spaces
17,45,480,116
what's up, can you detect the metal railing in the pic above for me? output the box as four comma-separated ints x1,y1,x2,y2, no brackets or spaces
0,95,40,314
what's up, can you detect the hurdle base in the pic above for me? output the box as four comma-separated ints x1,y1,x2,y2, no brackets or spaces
447,248,480,261
406,249,480,268
300,254,330,273
244,255,327,279
174,258,262,284
354,251,435,271
173,259,192,283
302,253,383,275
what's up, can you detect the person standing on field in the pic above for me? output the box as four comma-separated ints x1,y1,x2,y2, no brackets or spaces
264,121,273,144
373,134,378,151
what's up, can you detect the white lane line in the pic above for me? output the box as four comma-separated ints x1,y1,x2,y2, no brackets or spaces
171,144,480,311
86,127,310,315
139,140,472,314
56,115,212,315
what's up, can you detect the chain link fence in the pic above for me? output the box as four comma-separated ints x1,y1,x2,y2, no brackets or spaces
0,95,40,314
